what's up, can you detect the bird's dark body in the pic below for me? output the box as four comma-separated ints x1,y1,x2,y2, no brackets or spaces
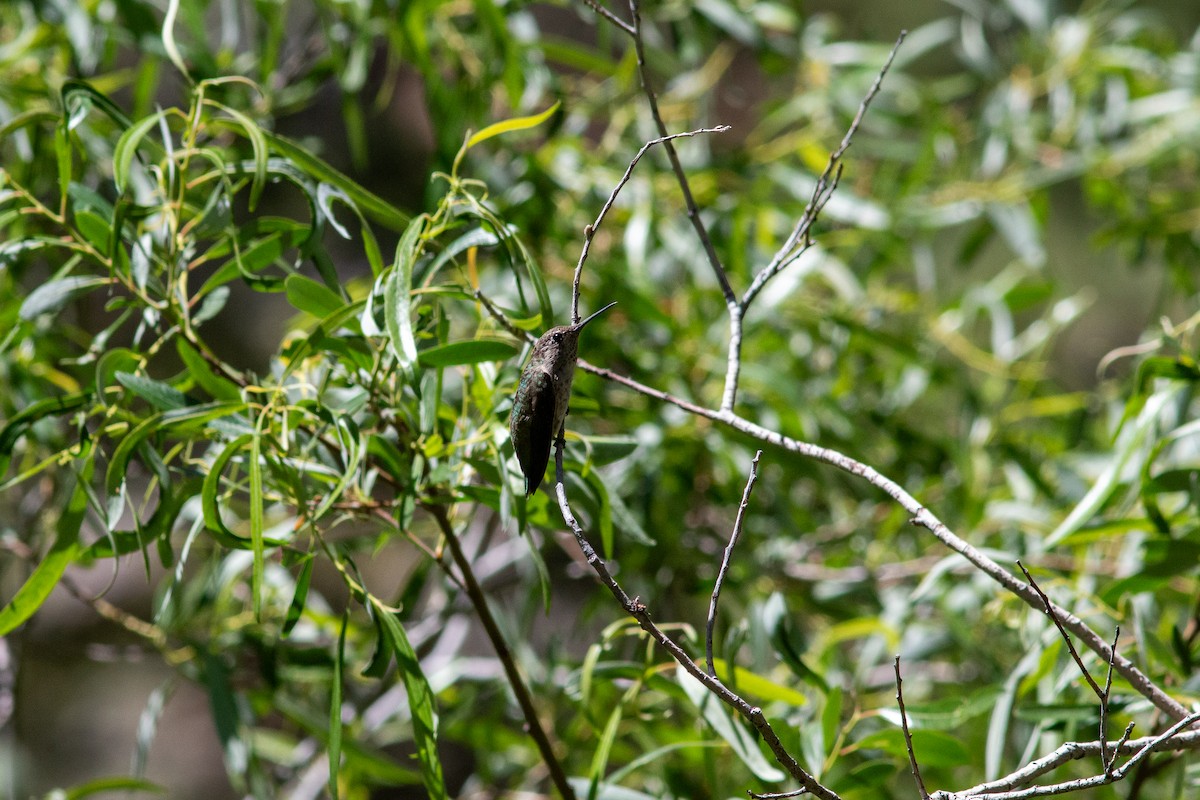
509,302,616,495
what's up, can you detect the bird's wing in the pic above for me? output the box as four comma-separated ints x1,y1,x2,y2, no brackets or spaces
514,371,557,495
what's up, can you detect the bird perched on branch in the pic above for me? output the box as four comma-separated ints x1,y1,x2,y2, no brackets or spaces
509,302,616,495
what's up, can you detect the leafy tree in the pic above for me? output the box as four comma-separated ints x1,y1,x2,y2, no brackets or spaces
2,1,1199,799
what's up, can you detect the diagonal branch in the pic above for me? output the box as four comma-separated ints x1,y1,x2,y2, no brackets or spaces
578,356,1193,723
427,504,577,800
895,656,931,799
721,30,906,415
571,126,730,323
706,450,761,676
551,433,840,800
624,0,737,309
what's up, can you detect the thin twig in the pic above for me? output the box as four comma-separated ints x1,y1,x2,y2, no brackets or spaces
580,0,634,36
894,656,930,799
551,433,840,800
572,126,730,323
743,31,907,309
723,30,906,415
750,791,808,799
941,727,1200,799
427,504,577,800
706,450,761,677
1017,563,1104,698
578,356,1192,722
626,0,737,310
929,714,1200,799
1100,626,1121,774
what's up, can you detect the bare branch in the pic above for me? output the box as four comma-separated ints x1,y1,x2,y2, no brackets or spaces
551,433,840,800
706,450,762,676
580,0,634,36
1018,562,1105,699
742,31,907,311
427,505,577,800
572,126,731,323
894,656,931,799
626,0,737,310
930,717,1200,799
722,30,906,415
578,356,1193,722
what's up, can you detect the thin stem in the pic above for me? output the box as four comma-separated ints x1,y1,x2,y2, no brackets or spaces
577,357,1192,722
894,656,930,799
724,31,906,415
581,0,634,35
551,433,840,800
706,450,761,676
627,0,737,309
427,505,577,800
572,126,730,322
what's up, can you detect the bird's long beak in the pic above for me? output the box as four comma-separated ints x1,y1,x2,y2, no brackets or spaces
572,301,617,331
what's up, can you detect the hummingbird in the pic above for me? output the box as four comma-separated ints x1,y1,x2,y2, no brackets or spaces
509,301,617,495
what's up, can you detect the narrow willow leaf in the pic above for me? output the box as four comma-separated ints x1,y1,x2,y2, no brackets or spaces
205,101,268,209
201,652,250,782
113,110,170,194
282,555,314,636
0,391,90,455
465,101,561,149
19,276,109,320
709,659,807,706
116,371,188,411
106,413,164,497
73,208,112,251
677,670,786,782
61,78,134,129
416,339,518,368
201,433,283,549
0,454,92,635
385,218,425,373
369,598,447,800
248,429,265,619
176,340,242,402
588,703,624,800
62,776,166,799
1046,387,1174,547
263,131,410,231
285,274,345,318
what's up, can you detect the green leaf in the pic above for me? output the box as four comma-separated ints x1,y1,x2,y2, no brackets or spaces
74,208,112,251
283,555,314,636
61,776,166,799
416,339,519,368
286,274,346,318
176,340,242,402
113,110,170,194
369,598,447,800
248,427,265,619
677,669,786,782
0,392,91,456
19,276,109,320
206,100,268,209
852,728,970,768
711,659,807,707
465,101,561,150
201,433,285,550
263,131,410,231
0,455,92,635
201,652,249,782
385,218,425,373
116,372,188,411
